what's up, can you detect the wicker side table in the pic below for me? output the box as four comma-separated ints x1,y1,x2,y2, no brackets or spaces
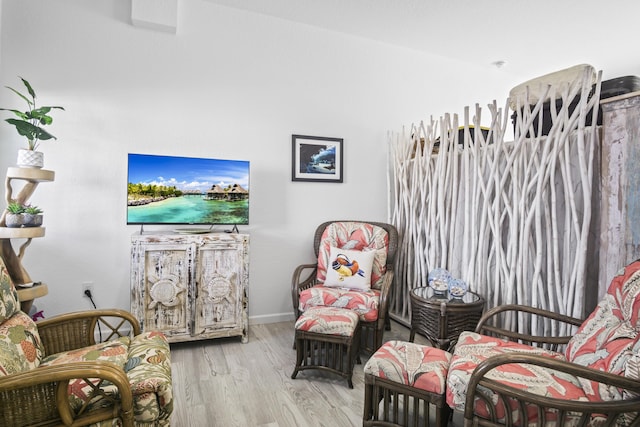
409,287,484,351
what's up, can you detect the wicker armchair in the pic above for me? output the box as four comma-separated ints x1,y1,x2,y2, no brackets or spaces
0,257,172,427
291,220,398,354
446,260,640,427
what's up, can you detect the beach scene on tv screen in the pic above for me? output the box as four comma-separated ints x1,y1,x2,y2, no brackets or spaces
127,154,249,225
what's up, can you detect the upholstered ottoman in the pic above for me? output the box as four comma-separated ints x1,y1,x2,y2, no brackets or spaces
363,340,452,427
292,306,361,388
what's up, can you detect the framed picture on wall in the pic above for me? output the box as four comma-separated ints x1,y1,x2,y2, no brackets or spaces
291,134,343,183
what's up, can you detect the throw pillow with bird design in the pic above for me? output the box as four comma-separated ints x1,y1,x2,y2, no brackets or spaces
324,246,376,291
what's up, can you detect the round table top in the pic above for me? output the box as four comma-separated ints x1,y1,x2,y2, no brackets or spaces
411,286,482,305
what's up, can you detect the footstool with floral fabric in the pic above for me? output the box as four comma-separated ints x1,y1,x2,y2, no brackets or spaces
292,306,361,388
363,340,452,427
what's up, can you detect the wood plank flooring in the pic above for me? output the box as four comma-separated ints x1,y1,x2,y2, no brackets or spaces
170,320,462,426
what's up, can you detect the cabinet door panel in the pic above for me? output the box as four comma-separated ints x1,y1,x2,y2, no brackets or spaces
131,233,249,343
194,243,244,333
137,243,193,337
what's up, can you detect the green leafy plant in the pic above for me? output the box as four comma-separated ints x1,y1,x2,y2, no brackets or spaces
24,205,43,215
6,201,26,214
0,77,64,150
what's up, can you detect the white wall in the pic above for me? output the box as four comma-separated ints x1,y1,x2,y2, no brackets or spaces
0,0,510,322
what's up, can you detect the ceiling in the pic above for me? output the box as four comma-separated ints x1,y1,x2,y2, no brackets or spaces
205,0,640,81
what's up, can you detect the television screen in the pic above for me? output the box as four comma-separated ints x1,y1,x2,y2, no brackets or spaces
127,153,249,225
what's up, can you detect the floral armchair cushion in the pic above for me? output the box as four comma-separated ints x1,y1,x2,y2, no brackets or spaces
41,337,131,413
446,331,588,425
565,260,640,401
41,337,131,367
0,259,19,324
0,257,44,376
40,330,172,425
447,261,640,426
0,311,44,376
126,331,173,423
316,222,389,290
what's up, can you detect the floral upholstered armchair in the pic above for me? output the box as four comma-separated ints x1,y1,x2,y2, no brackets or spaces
0,256,173,427
291,220,398,353
446,260,640,426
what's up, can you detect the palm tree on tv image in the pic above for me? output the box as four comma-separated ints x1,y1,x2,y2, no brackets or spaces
300,143,336,174
127,154,249,224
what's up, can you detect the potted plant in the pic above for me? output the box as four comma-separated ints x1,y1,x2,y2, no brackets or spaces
23,204,43,227
0,77,64,168
5,201,25,228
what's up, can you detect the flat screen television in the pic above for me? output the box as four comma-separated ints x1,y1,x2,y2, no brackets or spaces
127,153,249,226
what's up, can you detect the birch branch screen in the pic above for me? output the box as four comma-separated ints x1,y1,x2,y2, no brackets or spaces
389,69,602,336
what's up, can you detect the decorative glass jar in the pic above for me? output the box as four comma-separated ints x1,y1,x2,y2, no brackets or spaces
448,278,468,299
428,268,451,296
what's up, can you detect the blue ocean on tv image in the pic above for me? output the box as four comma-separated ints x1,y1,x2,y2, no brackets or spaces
127,154,249,225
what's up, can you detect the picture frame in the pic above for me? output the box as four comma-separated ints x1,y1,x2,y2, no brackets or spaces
291,134,343,183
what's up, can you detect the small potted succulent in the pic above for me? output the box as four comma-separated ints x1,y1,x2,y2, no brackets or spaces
5,201,25,228
0,77,64,168
23,204,43,227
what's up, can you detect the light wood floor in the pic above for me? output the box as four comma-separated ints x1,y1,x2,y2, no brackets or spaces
170,320,463,426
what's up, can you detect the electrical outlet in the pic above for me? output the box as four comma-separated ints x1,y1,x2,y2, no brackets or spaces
82,282,94,297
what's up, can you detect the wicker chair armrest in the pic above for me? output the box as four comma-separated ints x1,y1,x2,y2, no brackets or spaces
376,268,394,329
291,263,318,317
475,304,584,349
0,361,134,427
37,309,141,355
464,353,640,424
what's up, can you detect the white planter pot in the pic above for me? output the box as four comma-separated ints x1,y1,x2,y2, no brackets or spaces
17,149,44,168
23,213,43,227
5,213,23,228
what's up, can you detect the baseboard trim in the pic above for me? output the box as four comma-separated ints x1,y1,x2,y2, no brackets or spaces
249,312,295,325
